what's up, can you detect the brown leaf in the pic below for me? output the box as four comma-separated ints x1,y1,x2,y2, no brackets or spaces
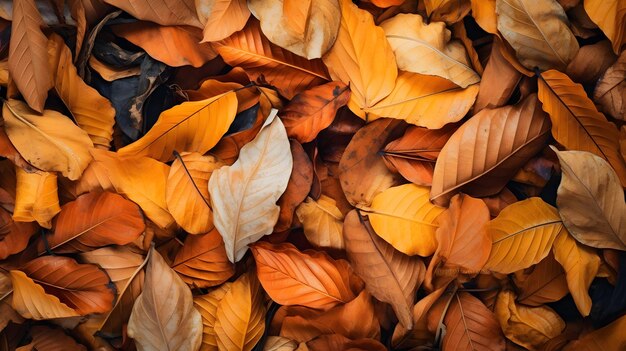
172,229,234,288
196,0,250,42
431,94,551,206
8,0,52,113
594,51,626,120
24,325,87,351
512,253,569,306
0,207,37,260
565,40,617,85
280,82,350,143
563,313,626,350
194,282,233,351
103,0,202,27
40,191,145,254
343,210,425,329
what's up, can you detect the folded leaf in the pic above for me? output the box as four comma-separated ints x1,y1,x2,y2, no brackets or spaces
431,94,551,206
209,111,292,262
194,283,233,351
563,313,626,350
552,229,600,317
538,69,626,186
593,51,626,120
10,270,79,320
513,253,569,306
214,272,265,351
381,14,480,88
363,71,479,129
484,198,562,274
553,149,626,250
0,207,37,259
13,168,60,229
166,152,222,234
295,195,344,249
216,20,329,99
127,248,203,351
196,0,250,42
583,0,626,53
41,191,145,253
172,229,234,288
343,210,425,329
249,0,340,59
496,0,579,71
3,99,94,180
251,241,356,310
118,91,237,162
274,140,313,232
48,34,115,148
366,184,445,256
8,0,52,113
322,0,397,117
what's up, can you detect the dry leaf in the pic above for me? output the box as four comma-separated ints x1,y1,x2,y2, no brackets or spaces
583,0,626,53
594,51,626,120
3,99,94,180
13,168,60,229
513,253,569,306
196,0,250,42
194,283,233,351
295,195,344,249
563,313,626,350
381,14,480,88
127,248,203,351
343,210,425,329
249,0,341,59
553,149,626,250
496,0,579,71
166,152,222,234
103,0,202,27
251,241,356,310
0,207,37,259
209,111,292,262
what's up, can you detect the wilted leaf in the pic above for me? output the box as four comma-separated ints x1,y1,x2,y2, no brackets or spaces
295,195,344,249
209,112,292,262
366,184,445,256
496,0,579,71
322,0,397,117
0,207,37,259
166,152,222,234
172,229,234,288
3,99,94,180
538,69,626,186
563,313,626,350
594,51,626,120
343,210,425,329
431,94,551,206
381,14,480,87
10,270,79,320
119,92,237,162
41,191,145,253
127,248,203,351
13,168,60,229
484,198,562,274
249,0,341,59
214,272,265,351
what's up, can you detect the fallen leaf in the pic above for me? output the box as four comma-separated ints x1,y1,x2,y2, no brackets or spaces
23,325,87,351
552,149,626,250
0,207,37,259
538,69,626,186
583,0,626,53
103,0,202,27
196,0,250,42
483,197,562,274
431,94,551,206
10,269,79,320
513,253,569,306
381,14,479,87
249,0,341,59
194,282,233,351
366,183,445,256
264,336,298,351
118,91,237,162
295,195,344,249
563,313,626,350
565,40,617,85
496,0,579,71
209,111,292,262
127,248,203,351
251,241,356,310
322,0,397,117
172,228,234,288
13,168,60,229
424,0,471,24
343,210,425,329
3,99,94,180
470,0,497,33
594,51,626,120
166,152,222,234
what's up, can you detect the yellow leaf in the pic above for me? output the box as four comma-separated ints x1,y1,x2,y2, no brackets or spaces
295,195,344,249
484,198,562,274
322,0,397,117
103,0,202,27
10,270,79,320
214,272,266,351
209,111,292,262
496,0,579,71
166,152,223,234
118,92,237,162
249,0,340,59
584,0,626,53
72,149,174,228
381,14,480,88
3,99,94,180
495,290,565,351
366,184,445,256
552,230,600,317
363,71,479,129
196,0,250,42
538,70,626,187
48,34,115,148
13,168,60,229
127,248,203,351
470,0,497,34
194,283,233,351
